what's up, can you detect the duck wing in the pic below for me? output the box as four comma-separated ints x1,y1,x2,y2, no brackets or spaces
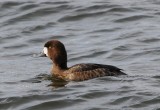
66,63,126,81
69,63,123,72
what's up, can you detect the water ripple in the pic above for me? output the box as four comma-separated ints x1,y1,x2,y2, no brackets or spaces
58,11,108,22
1,0,160,110
115,15,153,22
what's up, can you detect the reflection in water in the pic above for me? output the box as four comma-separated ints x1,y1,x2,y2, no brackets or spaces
48,75,69,88
22,74,68,88
48,80,68,88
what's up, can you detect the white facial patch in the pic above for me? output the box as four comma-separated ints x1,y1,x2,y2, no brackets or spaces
43,47,48,57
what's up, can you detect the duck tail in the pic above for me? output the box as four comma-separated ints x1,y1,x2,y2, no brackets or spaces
119,70,127,75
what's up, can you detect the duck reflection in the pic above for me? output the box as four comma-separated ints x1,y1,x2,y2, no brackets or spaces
39,74,68,87
48,77,68,88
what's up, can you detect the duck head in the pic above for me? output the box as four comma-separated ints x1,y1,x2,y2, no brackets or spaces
40,40,67,69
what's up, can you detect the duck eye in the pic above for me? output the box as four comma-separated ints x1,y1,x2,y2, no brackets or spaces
49,46,52,49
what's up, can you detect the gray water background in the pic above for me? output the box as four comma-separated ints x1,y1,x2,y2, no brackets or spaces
1,0,160,110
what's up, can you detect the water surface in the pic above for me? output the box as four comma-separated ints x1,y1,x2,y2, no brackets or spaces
1,0,160,110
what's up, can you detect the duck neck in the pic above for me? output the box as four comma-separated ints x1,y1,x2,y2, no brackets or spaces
52,55,68,70
53,61,67,70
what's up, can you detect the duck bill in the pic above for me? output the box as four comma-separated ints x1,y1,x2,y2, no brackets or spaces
39,52,47,57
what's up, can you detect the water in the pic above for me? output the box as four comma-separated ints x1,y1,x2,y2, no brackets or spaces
0,0,160,109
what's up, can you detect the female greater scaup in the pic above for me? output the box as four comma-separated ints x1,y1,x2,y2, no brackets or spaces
40,40,126,81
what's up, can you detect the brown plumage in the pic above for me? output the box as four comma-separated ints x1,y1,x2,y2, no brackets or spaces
40,40,126,81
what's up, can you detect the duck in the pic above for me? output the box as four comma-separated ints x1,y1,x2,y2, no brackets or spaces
40,40,126,81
